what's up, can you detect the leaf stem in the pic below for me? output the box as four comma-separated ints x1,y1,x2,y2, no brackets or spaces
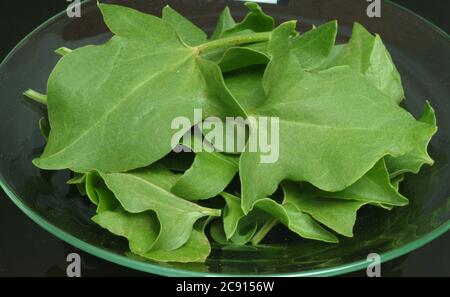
251,218,278,246
203,208,222,218
197,32,271,54
55,47,73,56
23,89,47,105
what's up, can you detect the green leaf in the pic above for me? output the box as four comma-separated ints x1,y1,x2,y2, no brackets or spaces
256,198,339,243
203,42,270,72
38,117,50,141
221,192,338,244
215,21,337,85
162,5,207,46
222,192,255,240
197,59,247,117
100,164,221,251
217,47,269,73
282,182,366,237
67,172,87,196
198,66,266,153
211,7,236,39
391,174,404,190
203,3,273,72
93,207,211,262
95,183,119,213
239,22,436,213
210,4,341,73
169,132,238,200
220,2,274,38
385,101,437,176
310,159,408,206
93,207,159,254
138,227,211,263
85,172,100,205
85,171,119,212
222,193,267,245
224,66,266,112
324,22,404,103
229,220,260,245
66,172,85,185
171,151,239,200
209,220,229,245
290,20,337,69
245,41,269,56
33,3,241,173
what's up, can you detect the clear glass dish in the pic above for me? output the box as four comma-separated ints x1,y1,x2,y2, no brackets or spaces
0,0,449,276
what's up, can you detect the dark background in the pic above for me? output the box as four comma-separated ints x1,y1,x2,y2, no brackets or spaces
0,0,449,277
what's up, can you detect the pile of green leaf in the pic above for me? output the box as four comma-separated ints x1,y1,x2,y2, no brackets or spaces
24,3,437,263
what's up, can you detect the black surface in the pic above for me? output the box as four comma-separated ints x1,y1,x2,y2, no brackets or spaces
0,0,449,277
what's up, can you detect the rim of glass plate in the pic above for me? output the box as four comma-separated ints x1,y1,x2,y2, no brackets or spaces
0,0,449,277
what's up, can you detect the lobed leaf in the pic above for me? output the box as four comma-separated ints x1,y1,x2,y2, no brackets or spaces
100,164,221,251
240,22,436,213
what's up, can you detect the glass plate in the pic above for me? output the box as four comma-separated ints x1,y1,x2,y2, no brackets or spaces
0,0,449,276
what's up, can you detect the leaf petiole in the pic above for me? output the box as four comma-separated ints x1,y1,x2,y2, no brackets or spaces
197,32,271,54
23,89,47,105
251,218,278,246
54,47,73,56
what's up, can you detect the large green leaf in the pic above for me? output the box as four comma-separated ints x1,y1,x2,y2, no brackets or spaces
33,3,240,173
239,22,436,213
324,22,404,103
100,164,221,251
